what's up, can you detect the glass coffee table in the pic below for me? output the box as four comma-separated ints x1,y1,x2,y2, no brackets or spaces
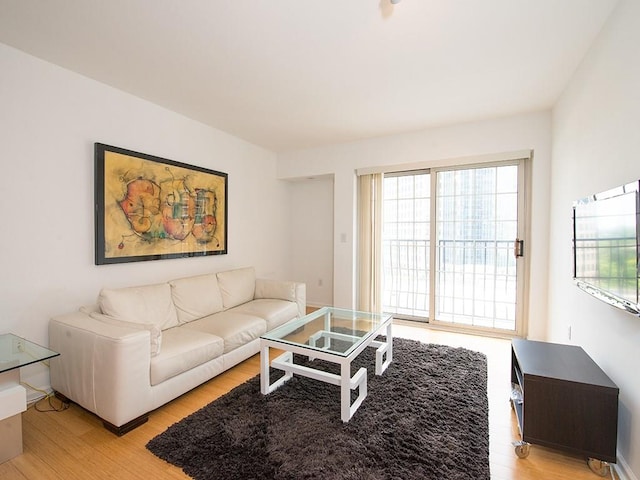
260,307,392,422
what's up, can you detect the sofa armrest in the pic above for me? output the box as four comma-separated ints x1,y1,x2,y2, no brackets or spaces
255,279,306,317
49,310,153,427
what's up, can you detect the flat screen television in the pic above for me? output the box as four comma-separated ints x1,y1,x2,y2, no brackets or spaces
573,180,640,315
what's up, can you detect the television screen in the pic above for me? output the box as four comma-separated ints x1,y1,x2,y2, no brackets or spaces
573,181,640,314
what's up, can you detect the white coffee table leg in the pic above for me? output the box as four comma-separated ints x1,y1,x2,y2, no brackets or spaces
340,362,368,422
340,362,350,422
375,322,393,375
260,342,270,394
262,346,294,395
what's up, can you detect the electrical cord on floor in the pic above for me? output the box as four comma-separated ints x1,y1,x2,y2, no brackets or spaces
21,381,70,413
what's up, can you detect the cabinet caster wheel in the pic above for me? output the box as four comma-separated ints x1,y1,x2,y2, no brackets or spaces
513,441,530,458
587,458,610,477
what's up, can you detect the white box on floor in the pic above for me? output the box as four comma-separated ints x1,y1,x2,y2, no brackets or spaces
0,384,27,420
0,413,23,462
0,383,26,463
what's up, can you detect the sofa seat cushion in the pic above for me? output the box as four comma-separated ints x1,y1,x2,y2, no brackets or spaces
231,299,298,331
182,311,266,354
169,273,224,324
150,327,224,386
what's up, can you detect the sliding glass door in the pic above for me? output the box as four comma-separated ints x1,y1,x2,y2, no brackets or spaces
382,160,526,335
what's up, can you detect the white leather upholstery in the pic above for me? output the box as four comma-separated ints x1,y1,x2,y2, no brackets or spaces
89,312,163,356
169,273,224,323
255,279,297,301
150,327,223,385
98,283,179,330
216,267,256,309
49,268,306,431
255,278,306,318
182,311,266,354
49,311,153,426
232,299,299,330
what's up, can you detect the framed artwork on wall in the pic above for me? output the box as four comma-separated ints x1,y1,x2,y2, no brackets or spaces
95,143,228,265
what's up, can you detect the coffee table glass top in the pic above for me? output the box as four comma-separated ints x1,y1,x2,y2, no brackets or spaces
0,334,60,374
261,307,392,357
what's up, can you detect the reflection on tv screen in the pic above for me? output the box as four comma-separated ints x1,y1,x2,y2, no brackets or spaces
574,191,638,305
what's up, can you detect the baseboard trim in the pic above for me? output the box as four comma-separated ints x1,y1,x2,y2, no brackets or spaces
614,452,639,480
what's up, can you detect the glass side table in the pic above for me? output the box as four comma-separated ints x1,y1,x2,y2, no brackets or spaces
0,334,59,463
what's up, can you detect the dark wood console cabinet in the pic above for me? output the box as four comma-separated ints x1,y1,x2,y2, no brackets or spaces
511,339,619,464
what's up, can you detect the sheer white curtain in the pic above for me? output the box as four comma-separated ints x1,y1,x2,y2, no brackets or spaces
357,173,383,313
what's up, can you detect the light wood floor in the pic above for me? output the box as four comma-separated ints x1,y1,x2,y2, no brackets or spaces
1,320,618,480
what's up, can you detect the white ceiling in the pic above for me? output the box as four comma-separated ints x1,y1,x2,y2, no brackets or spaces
0,0,618,152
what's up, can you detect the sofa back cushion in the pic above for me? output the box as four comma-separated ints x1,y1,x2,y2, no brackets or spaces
216,267,256,309
98,283,179,331
169,273,224,323
255,279,297,302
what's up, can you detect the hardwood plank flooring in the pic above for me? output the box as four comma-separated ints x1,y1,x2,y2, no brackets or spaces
1,320,618,479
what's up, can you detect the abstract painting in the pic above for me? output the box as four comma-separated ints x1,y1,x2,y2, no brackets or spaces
95,143,227,264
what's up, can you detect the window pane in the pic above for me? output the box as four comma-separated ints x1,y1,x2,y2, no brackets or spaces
382,173,430,318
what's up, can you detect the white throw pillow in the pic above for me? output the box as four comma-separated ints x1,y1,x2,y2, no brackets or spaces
98,282,179,331
169,273,224,323
89,312,162,356
216,267,256,309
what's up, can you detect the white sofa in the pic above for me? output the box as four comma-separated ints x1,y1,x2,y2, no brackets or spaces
49,267,305,435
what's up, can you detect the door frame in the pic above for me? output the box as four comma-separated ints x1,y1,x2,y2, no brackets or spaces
379,154,531,339
427,158,529,338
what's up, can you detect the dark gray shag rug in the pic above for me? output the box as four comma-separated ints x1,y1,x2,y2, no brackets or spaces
147,337,489,480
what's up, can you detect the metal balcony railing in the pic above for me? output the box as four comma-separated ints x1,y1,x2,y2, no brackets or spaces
382,238,517,327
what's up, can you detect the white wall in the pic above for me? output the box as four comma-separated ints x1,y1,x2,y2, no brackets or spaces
0,43,293,396
549,0,640,477
278,111,552,340
289,177,334,307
